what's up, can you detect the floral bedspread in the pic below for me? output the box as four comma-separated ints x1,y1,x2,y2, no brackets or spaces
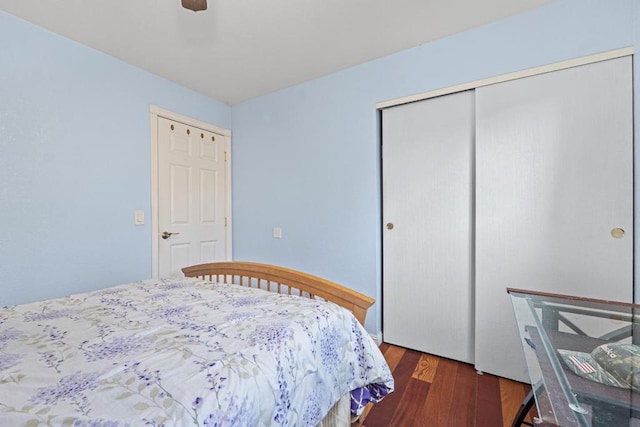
0,278,393,426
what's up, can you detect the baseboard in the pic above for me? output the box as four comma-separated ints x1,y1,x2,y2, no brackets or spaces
369,331,382,346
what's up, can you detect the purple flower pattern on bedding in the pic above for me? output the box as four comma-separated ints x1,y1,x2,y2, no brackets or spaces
0,328,25,343
0,353,22,372
83,336,152,362
0,278,393,425
23,308,77,322
30,372,101,408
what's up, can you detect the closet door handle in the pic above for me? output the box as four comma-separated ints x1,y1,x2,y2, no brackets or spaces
611,228,625,239
386,223,394,230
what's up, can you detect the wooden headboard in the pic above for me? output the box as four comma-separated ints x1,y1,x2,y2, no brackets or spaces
182,261,374,325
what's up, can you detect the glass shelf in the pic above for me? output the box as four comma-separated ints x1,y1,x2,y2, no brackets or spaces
508,288,640,426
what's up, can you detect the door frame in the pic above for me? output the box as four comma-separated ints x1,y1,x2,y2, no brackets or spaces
150,105,233,278
376,47,633,109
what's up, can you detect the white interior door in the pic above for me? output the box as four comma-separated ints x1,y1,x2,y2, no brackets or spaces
382,90,475,364
475,56,633,381
157,117,228,277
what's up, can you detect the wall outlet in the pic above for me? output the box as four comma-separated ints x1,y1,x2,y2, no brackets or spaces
272,227,282,239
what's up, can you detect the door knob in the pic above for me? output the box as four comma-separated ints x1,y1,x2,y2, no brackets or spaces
161,231,180,240
386,223,394,230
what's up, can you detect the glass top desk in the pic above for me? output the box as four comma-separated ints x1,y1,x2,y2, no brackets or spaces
508,288,640,427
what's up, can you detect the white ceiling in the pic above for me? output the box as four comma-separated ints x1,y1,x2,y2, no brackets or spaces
0,0,557,105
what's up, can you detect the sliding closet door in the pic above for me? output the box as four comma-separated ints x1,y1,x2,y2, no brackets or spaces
382,91,474,363
475,57,633,382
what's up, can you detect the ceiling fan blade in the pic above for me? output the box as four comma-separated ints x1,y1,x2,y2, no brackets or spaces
182,0,207,12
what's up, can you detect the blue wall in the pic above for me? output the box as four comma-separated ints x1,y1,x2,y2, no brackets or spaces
0,11,231,305
2,1,639,335
231,0,639,333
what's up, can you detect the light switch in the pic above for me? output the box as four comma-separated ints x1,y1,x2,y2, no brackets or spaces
272,227,282,239
134,210,145,225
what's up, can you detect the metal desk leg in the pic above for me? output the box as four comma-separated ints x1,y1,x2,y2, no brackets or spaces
512,389,536,427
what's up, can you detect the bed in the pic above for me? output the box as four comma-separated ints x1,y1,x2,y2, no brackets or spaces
0,261,393,426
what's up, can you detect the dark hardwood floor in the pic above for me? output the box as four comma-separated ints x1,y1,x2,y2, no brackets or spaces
358,343,534,427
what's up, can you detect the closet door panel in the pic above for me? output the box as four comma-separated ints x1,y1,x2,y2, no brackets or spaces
382,90,474,363
475,57,633,381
